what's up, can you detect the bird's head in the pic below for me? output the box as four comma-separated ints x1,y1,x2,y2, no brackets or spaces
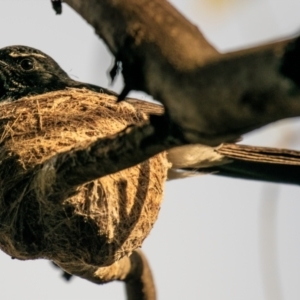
0,45,71,101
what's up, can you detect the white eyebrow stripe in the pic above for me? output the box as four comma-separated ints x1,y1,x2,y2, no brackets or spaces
9,52,46,58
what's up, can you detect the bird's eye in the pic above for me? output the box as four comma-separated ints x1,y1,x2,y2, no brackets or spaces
20,58,34,71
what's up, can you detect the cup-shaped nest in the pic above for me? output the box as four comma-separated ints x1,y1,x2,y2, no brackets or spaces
0,89,169,269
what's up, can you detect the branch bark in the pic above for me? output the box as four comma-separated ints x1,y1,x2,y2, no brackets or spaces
63,0,300,145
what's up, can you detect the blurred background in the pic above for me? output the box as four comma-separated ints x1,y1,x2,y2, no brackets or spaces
0,1,300,299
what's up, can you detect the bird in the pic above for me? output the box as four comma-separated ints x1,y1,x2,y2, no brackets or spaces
0,45,118,102
0,45,300,187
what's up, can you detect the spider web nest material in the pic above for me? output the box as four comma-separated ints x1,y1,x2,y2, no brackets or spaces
0,89,169,271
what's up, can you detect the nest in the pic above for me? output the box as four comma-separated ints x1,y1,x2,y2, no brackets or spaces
0,89,169,270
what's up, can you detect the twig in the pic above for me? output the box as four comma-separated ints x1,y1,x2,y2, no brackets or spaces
55,249,156,300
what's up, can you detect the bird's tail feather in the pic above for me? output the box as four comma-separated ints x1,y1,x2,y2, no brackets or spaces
168,143,300,185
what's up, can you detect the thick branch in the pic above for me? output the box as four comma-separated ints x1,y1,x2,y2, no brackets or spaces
63,0,300,145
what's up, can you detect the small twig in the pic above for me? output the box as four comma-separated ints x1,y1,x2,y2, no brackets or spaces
125,250,156,300
55,250,156,300
51,0,62,14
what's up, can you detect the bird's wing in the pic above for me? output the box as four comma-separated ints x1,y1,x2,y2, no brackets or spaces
168,143,300,185
209,144,300,185
203,157,300,185
217,143,300,165
170,144,300,185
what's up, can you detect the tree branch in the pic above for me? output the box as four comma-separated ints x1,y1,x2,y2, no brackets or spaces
63,0,300,145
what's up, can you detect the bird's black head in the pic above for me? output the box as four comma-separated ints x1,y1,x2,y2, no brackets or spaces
0,45,72,101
